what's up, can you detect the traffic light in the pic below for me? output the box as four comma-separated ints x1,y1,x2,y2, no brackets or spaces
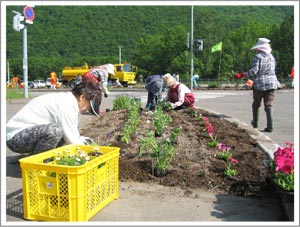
13,14,25,31
196,40,203,51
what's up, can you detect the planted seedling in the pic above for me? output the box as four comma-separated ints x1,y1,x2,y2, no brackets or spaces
152,105,172,136
138,129,179,177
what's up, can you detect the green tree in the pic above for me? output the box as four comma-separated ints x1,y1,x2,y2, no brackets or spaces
270,16,294,79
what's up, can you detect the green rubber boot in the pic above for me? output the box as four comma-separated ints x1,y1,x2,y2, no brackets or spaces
265,108,274,132
251,108,259,128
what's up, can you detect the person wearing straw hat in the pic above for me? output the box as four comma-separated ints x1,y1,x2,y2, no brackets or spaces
235,38,278,132
83,63,115,98
144,74,163,110
6,80,102,155
162,73,195,109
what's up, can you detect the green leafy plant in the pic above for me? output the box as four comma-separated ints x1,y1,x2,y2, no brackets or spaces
113,95,133,110
189,108,239,176
55,154,87,166
120,98,141,144
216,143,239,176
54,148,102,166
168,127,181,144
138,129,180,174
208,136,218,147
157,101,173,111
224,163,238,177
152,105,172,136
218,150,232,161
112,95,141,144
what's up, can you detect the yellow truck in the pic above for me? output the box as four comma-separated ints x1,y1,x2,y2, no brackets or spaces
61,62,137,87
61,62,89,87
110,63,137,87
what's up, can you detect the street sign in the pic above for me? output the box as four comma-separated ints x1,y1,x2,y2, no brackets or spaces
23,6,35,21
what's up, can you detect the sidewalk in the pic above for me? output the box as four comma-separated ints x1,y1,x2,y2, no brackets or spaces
4,90,296,224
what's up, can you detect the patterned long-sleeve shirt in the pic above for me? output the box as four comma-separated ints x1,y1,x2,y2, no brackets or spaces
246,51,278,90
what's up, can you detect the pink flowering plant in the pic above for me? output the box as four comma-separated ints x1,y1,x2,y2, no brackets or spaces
269,142,294,191
189,108,239,176
217,143,239,176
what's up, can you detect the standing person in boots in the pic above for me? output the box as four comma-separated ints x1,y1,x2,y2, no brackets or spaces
235,38,278,132
162,73,195,109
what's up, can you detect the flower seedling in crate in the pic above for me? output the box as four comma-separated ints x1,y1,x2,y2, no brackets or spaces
47,147,103,177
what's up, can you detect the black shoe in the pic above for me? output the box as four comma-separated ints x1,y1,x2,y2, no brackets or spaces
264,128,273,132
251,120,257,128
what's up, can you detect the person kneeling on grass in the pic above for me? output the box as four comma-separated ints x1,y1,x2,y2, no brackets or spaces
162,73,195,110
6,80,101,155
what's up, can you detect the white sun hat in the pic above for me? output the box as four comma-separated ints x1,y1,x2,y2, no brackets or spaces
250,38,272,54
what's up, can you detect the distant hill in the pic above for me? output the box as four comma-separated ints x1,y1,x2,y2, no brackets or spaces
5,4,294,79
6,5,293,59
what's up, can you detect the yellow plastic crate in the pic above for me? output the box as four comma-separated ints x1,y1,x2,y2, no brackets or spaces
19,144,120,222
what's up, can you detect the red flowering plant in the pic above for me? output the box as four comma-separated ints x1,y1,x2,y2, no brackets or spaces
268,142,294,191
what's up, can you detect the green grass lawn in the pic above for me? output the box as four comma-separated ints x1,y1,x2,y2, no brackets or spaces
6,88,32,100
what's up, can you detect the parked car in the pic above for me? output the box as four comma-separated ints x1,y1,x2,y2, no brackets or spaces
46,78,51,88
28,81,34,89
33,80,46,88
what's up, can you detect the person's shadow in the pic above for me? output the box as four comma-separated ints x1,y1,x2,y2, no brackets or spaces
6,154,28,178
6,188,24,220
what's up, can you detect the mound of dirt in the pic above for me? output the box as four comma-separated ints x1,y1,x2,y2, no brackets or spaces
80,107,270,197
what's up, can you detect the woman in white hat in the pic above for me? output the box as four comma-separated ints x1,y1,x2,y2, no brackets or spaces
162,73,195,109
235,37,278,132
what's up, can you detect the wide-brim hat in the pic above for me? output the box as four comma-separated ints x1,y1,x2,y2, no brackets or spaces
250,38,272,53
106,64,115,75
163,73,177,87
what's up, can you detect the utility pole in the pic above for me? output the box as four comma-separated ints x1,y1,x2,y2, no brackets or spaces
190,5,194,91
7,61,10,82
118,45,123,64
188,6,204,91
23,19,28,98
12,6,34,98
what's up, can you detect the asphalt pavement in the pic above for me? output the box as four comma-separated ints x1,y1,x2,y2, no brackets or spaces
3,88,298,225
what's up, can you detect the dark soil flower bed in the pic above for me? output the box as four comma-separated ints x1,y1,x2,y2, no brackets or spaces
80,108,271,197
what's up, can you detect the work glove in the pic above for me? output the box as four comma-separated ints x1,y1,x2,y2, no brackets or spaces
235,72,246,79
167,102,176,109
80,136,94,145
157,98,163,104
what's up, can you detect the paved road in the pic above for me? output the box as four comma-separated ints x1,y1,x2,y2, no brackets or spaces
4,88,297,224
194,89,295,147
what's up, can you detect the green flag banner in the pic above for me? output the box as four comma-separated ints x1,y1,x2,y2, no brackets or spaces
211,42,222,53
